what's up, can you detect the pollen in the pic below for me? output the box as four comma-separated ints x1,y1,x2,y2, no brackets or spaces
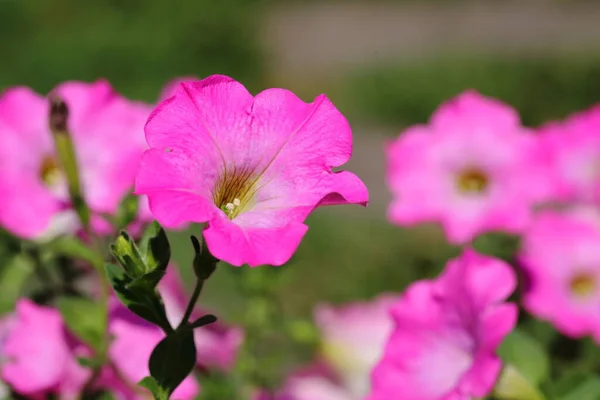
569,272,596,298
457,167,488,194
213,165,259,219
39,154,61,187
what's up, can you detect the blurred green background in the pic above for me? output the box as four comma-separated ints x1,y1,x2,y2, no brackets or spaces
2,0,600,338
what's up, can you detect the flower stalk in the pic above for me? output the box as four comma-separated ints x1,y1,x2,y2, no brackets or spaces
48,95,111,371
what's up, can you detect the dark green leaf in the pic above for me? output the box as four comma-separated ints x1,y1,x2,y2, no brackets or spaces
552,371,600,400
149,328,197,396
57,296,105,351
127,268,167,293
105,263,171,332
190,235,217,280
139,222,171,273
138,376,169,400
557,376,600,400
498,329,550,386
190,314,217,329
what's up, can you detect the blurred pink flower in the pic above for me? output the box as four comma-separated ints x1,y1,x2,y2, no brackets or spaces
107,313,199,399
135,75,369,266
278,375,353,400
368,250,518,400
1,299,91,399
538,105,600,204
519,208,600,341
0,81,151,239
263,362,353,400
315,295,396,397
386,91,548,244
159,267,244,370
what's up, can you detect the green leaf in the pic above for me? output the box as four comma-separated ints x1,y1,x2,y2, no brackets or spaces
0,254,34,314
149,328,197,396
139,222,171,273
139,376,169,400
57,296,105,352
115,192,140,230
44,236,103,267
105,263,171,331
494,365,547,400
552,371,600,400
498,329,550,386
189,314,217,329
127,268,167,293
110,231,146,278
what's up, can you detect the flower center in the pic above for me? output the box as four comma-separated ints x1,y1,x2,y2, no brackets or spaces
212,166,258,219
569,272,596,298
456,168,488,194
39,154,61,187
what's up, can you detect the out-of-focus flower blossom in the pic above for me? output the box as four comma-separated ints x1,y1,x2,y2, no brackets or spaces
135,75,369,266
263,363,352,400
368,250,518,400
278,375,353,400
315,295,396,397
538,105,600,204
1,299,91,399
159,267,244,370
386,91,548,244
520,208,600,341
0,81,151,239
107,307,199,400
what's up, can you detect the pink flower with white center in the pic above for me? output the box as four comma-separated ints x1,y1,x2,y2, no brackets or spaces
315,295,396,397
135,75,369,267
538,105,600,204
386,91,548,244
368,250,518,400
519,208,600,341
1,299,91,399
0,81,151,239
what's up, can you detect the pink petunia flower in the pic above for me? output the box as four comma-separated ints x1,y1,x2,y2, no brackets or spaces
368,250,518,400
135,75,369,267
315,295,396,397
519,208,600,341
107,312,199,400
1,299,91,399
0,81,151,239
386,91,548,244
538,105,600,204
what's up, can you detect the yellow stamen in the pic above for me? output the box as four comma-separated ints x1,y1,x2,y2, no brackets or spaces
457,168,488,194
39,154,61,187
570,272,596,298
213,166,259,219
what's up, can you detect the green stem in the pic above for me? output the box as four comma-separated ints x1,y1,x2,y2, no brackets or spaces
179,278,204,329
49,95,111,381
